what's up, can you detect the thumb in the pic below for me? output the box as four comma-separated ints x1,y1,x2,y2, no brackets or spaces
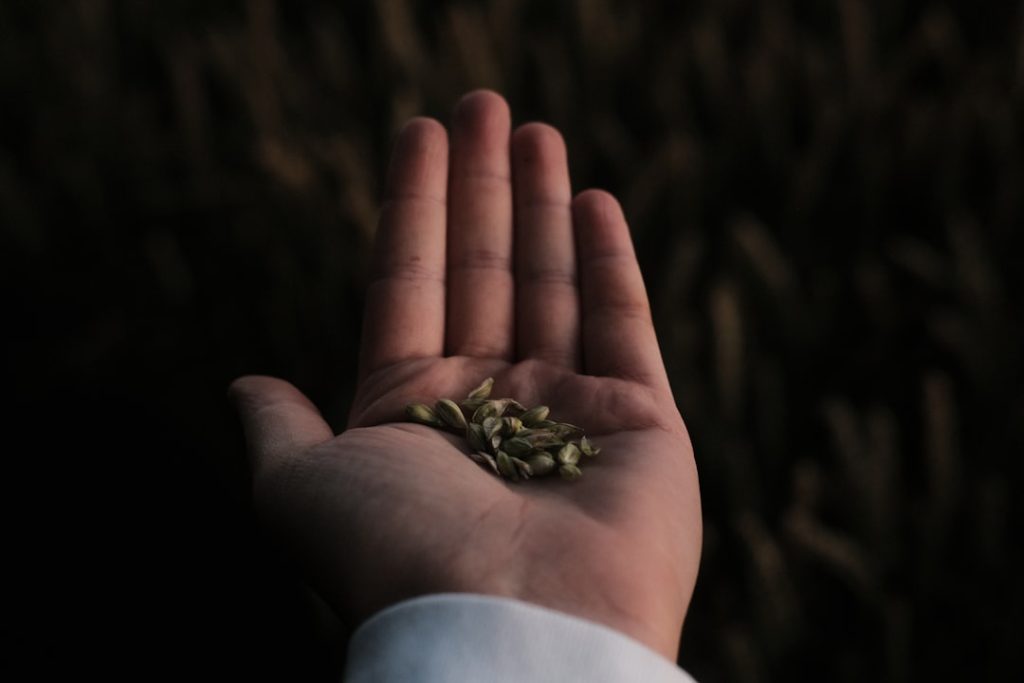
228,375,334,471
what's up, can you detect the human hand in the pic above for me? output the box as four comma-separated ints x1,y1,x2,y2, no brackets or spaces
229,90,701,660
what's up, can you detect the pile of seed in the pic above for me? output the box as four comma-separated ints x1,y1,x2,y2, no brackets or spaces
405,377,599,482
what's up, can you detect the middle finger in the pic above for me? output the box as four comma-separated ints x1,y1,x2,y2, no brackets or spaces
445,90,515,360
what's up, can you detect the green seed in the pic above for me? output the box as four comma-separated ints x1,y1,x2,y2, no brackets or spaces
435,398,468,431
524,431,564,449
461,397,487,414
519,405,550,426
512,456,533,480
503,437,533,458
473,400,506,423
559,463,582,481
467,423,488,452
406,403,444,427
482,417,502,443
466,377,494,401
504,399,527,416
552,422,584,440
526,452,557,476
469,450,499,475
556,443,581,466
496,450,518,480
501,416,524,437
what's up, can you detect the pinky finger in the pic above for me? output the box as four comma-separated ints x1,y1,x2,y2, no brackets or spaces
573,190,670,391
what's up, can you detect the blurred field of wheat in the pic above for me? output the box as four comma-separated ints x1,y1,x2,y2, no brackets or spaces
1,1,1021,681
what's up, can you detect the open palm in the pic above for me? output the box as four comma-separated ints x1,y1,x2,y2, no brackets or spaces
231,91,701,659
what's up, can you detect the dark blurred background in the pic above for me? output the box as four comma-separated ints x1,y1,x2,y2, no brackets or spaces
2,0,1022,680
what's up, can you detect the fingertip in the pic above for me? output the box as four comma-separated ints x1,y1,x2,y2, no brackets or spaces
511,121,565,151
573,189,634,253
456,88,509,109
453,89,511,133
572,188,623,221
227,374,263,402
396,116,448,150
400,115,445,135
511,122,568,174
391,117,449,174
226,375,318,414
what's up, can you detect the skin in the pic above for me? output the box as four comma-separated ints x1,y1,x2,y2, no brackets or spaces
229,90,702,661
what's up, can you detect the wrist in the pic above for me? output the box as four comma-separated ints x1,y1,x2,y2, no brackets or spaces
510,582,684,661
458,550,686,661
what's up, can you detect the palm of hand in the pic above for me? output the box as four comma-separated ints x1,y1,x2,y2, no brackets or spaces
233,92,701,659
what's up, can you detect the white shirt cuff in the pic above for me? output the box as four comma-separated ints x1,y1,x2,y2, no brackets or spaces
343,593,697,682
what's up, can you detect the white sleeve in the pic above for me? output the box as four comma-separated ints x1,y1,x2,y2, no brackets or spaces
343,593,698,683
